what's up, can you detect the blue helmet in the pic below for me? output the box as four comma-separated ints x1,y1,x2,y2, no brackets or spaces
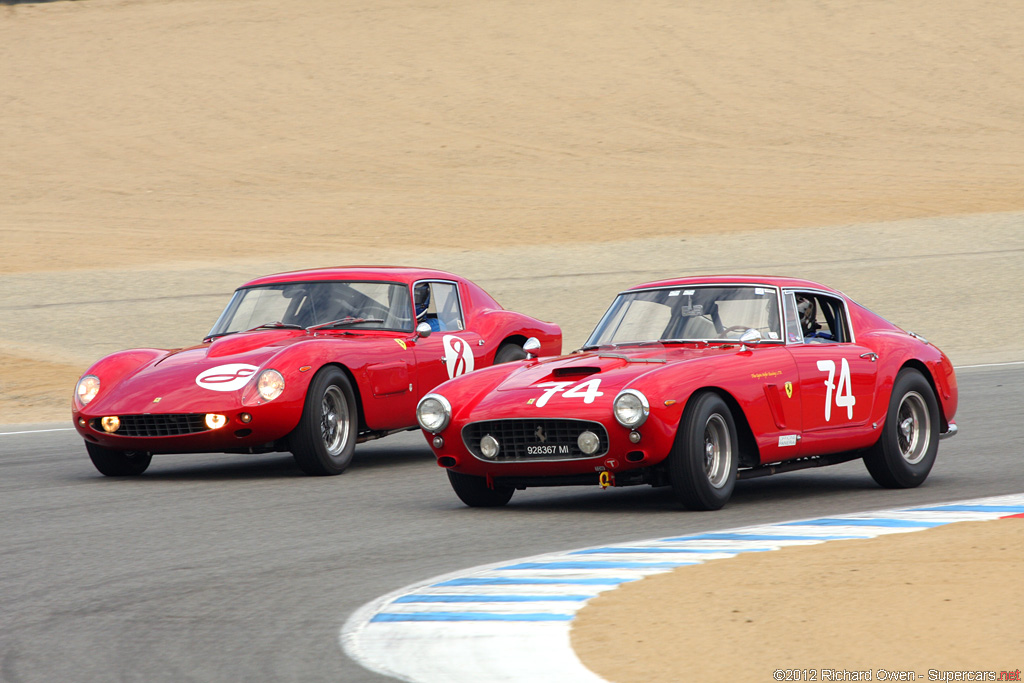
414,283,431,319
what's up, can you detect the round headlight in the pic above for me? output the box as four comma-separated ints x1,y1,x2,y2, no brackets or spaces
100,416,120,433
205,413,228,430
76,375,100,406
613,389,649,428
577,430,601,455
480,434,499,459
257,369,285,402
416,394,451,433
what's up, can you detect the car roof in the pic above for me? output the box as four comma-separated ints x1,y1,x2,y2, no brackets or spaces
240,266,463,288
629,274,842,295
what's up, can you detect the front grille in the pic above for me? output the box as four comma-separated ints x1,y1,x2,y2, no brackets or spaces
462,418,608,462
92,414,209,437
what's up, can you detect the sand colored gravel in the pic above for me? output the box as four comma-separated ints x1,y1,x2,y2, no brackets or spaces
573,517,1024,681
3,0,1024,423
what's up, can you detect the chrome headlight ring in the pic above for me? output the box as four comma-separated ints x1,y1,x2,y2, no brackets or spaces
416,393,452,434
256,369,285,402
75,375,101,407
613,389,650,428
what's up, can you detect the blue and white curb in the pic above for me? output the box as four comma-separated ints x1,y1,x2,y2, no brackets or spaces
341,493,1024,683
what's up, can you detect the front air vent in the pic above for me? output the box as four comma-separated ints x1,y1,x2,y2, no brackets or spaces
552,366,601,378
91,414,208,437
462,418,609,462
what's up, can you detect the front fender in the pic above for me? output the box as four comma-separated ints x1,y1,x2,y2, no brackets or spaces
621,346,798,465
73,348,169,411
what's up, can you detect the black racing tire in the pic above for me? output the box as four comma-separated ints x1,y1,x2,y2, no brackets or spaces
85,441,152,476
668,392,739,511
863,368,939,489
447,470,514,507
494,342,528,364
291,367,358,476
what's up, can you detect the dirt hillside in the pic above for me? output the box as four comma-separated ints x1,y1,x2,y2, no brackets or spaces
1,2,1022,681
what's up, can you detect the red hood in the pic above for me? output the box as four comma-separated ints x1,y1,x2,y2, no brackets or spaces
451,343,748,421
493,345,727,394
85,329,378,414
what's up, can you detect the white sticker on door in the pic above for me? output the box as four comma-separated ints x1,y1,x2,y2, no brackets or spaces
443,335,475,379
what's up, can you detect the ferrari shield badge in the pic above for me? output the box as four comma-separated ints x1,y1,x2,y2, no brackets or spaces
785,381,794,398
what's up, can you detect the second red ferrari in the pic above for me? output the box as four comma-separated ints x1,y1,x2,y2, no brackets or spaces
417,276,958,510
73,267,561,476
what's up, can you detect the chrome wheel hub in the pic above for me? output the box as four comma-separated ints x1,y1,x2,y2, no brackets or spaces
320,385,350,457
896,390,930,464
702,414,732,489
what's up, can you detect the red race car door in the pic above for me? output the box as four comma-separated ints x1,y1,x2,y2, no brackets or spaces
409,280,485,396
783,290,878,451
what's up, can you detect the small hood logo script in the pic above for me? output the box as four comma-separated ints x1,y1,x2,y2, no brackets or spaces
196,363,259,392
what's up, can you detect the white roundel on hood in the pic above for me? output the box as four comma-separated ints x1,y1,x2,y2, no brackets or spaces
195,363,259,392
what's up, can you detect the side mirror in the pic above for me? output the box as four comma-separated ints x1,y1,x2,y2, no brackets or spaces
739,328,761,350
416,322,433,338
523,337,541,359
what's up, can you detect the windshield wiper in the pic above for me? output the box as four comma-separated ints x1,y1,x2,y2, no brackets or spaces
251,321,305,331
660,339,711,345
307,317,385,331
203,321,304,342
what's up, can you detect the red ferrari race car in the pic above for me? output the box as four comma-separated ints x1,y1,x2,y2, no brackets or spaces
416,275,958,510
72,267,561,477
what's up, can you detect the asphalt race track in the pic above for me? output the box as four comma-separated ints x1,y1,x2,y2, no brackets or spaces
1,363,1021,683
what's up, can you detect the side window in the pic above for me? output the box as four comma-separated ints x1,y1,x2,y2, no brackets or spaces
783,292,804,343
815,295,849,342
786,291,850,343
413,281,465,332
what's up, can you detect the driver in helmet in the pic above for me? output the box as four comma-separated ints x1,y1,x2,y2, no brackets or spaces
414,283,443,331
796,294,834,341
796,294,817,338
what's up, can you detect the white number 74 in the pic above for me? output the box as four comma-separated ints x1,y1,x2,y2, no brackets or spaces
534,379,604,407
816,358,856,422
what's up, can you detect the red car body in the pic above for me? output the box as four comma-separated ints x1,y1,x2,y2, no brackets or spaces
72,266,561,476
418,276,958,510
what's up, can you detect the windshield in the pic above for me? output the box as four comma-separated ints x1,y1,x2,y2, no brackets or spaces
207,281,413,338
584,285,782,347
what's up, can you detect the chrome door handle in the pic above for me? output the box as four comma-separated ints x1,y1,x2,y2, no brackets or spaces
860,352,878,362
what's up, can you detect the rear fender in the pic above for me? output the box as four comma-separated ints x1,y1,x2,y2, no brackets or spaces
901,358,957,431
867,335,957,431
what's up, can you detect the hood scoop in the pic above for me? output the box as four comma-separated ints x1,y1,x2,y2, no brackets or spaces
552,366,602,378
